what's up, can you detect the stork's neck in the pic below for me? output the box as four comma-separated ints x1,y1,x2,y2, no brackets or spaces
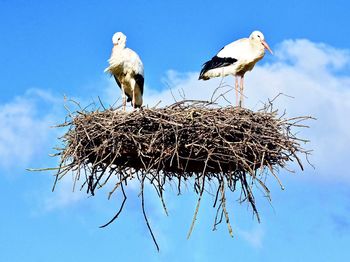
113,43,126,50
250,40,265,57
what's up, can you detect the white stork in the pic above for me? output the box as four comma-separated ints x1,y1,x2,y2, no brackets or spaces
199,31,273,107
105,32,144,110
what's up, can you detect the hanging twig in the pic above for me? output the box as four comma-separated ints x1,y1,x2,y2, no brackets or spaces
141,175,160,251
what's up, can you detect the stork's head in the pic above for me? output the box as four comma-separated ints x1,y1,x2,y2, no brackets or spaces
112,32,127,48
250,31,273,54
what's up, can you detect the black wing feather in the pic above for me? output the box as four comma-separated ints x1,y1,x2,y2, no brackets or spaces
113,75,122,88
199,56,237,80
134,74,144,95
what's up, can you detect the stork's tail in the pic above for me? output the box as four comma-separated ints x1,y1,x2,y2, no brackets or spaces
198,68,210,80
198,74,209,80
198,60,212,80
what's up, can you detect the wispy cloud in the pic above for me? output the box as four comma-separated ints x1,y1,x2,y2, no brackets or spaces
41,173,86,212
0,88,62,171
237,225,265,249
0,88,88,213
244,40,350,182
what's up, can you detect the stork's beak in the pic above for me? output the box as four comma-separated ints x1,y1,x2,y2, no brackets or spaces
261,40,273,55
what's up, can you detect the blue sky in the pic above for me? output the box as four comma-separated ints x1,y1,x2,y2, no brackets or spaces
1,0,350,261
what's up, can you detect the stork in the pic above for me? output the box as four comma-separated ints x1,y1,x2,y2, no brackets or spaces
105,32,144,110
199,31,273,107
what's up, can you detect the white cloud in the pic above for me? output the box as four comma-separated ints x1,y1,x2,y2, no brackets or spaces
0,89,61,170
236,225,265,249
246,40,350,181
0,89,87,212
41,173,86,212
274,39,350,73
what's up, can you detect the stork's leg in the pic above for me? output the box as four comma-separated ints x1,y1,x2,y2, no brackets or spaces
239,75,244,107
130,78,136,110
235,76,239,107
122,88,126,111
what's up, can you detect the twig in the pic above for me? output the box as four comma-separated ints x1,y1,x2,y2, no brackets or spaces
99,182,127,228
141,175,160,251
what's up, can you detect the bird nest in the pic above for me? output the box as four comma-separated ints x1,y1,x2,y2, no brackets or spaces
48,99,313,250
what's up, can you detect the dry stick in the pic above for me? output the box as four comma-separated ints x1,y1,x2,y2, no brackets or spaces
108,172,129,199
212,175,224,231
98,152,121,188
141,174,160,252
26,166,67,172
149,175,169,216
72,166,81,192
291,151,304,171
100,181,127,228
213,202,224,231
52,164,73,191
97,96,106,111
211,80,233,105
187,154,210,239
306,153,315,169
52,172,60,192
241,171,261,222
220,180,233,237
267,163,285,190
212,180,221,208
157,173,169,216
186,173,205,239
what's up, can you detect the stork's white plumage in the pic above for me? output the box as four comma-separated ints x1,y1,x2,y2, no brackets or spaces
105,32,144,110
199,31,273,106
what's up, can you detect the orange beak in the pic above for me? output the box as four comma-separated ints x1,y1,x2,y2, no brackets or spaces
261,40,273,55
